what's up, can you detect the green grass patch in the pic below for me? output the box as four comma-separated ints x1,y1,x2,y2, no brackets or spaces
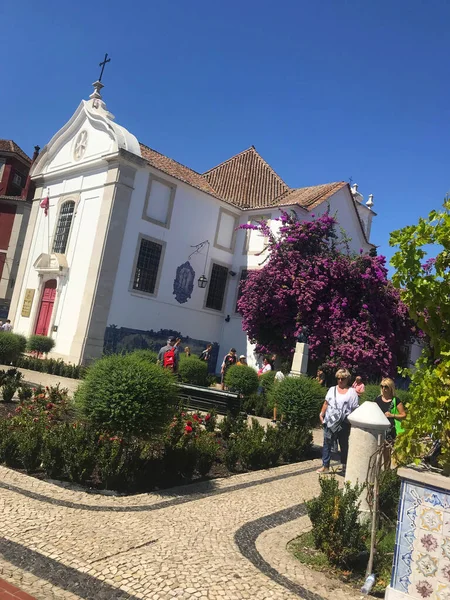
288,528,394,596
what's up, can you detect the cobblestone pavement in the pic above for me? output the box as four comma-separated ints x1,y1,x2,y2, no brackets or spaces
0,367,360,599
0,450,360,600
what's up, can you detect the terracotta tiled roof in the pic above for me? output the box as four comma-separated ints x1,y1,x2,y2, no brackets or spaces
0,140,31,163
139,143,218,198
274,181,347,210
203,146,289,209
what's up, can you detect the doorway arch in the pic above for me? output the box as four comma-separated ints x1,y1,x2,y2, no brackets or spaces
34,279,57,336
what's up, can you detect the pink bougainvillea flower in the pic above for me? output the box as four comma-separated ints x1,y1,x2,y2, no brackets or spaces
237,210,414,377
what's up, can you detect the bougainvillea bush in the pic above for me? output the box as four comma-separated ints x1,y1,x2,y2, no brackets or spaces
237,211,413,378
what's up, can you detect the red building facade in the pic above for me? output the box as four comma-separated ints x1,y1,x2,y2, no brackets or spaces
0,140,39,318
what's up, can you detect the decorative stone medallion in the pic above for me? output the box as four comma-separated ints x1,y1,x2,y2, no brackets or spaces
173,261,195,304
74,130,88,161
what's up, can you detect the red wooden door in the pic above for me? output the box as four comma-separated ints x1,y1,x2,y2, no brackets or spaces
35,280,57,336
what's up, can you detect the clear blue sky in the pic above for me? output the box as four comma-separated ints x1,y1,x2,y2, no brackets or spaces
1,0,448,267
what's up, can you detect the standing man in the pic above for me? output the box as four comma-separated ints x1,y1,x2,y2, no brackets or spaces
1,320,12,332
199,343,213,363
220,348,237,390
157,336,180,373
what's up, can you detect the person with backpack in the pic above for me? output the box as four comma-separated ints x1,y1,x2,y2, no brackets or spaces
220,348,237,390
317,368,359,475
157,337,180,373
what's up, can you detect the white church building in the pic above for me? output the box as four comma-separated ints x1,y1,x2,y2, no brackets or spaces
9,80,376,370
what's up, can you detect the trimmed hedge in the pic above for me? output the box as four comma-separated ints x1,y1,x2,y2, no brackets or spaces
14,355,85,379
178,356,208,386
75,353,178,437
128,349,158,364
270,375,324,429
27,335,55,355
0,332,24,364
225,365,259,397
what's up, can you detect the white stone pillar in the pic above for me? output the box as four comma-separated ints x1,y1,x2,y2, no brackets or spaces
346,402,390,516
289,342,309,376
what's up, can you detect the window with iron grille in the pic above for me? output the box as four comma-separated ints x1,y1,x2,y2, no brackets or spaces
235,269,249,312
206,263,228,311
52,201,75,254
133,238,163,294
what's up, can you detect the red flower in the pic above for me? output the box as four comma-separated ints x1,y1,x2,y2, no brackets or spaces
205,414,211,421
186,420,193,426
15,407,22,413
185,425,193,433
46,403,54,410
193,414,200,422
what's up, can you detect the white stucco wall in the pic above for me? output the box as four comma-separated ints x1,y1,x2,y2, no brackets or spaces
12,171,107,355
11,103,116,361
107,168,241,360
107,179,376,371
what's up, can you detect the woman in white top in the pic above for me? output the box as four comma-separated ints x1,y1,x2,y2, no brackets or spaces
258,357,272,376
317,368,359,474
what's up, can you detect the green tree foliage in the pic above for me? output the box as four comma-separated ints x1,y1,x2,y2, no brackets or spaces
390,199,450,472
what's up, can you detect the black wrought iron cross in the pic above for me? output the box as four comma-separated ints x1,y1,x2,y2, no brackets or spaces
98,53,111,82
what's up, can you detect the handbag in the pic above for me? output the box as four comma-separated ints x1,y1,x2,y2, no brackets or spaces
391,397,405,435
326,387,347,436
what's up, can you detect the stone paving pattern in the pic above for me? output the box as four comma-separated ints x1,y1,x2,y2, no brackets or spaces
0,367,361,599
0,453,361,600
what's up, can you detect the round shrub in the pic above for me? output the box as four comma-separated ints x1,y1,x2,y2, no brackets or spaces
259,370,276,395
27,335,55,355
270,375,324,428
15,334,27,354
225,365,259,396
178,356,208,386
128,349,158,364
0,332,23,363
360,383,380,404
75,354,178,437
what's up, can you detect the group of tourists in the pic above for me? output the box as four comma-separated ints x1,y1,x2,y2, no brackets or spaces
316,368,407,475
157,337,214,373
219,348,274,390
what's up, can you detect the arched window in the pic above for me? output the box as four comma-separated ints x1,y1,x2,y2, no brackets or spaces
52,201,75,254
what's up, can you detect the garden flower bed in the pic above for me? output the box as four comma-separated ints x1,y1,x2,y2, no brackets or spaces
0,384,314,494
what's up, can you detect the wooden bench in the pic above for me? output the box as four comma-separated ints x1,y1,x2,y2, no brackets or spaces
177,383,243,416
